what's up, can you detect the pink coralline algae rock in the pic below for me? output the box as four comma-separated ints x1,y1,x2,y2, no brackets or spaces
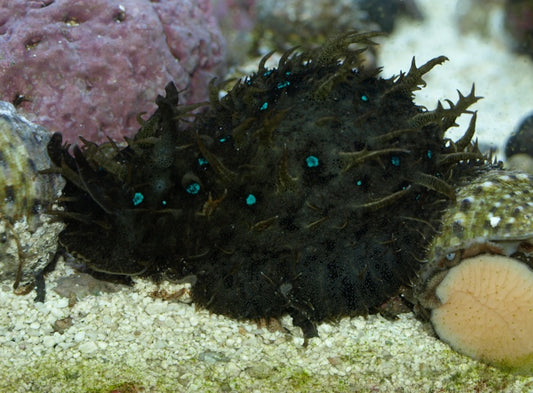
0,0,226,144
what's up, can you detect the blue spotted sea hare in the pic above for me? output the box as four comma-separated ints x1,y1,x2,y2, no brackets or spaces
47,32,494,337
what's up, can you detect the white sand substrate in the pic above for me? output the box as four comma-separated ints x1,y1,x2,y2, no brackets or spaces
2,0,533,392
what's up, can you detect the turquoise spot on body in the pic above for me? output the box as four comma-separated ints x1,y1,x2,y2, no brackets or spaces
186,182,201,195
132,192,144,206
246,194,257,206
260,102,269,111
306,155,319,168
391,156,400,167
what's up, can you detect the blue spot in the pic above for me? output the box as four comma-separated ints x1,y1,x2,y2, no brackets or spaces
356,180,362,186
391,156,400,167
361,94,369,102
427,150,433,159
263,70,273,77
415,194,421,200
162,200,167,206
306,155,319,168
259,102,268,111
219,137,227,143
285,71,291,76
246,194,257,206
277,81,290,89
186,182,200,195
198,157,208,166
132,192,144,206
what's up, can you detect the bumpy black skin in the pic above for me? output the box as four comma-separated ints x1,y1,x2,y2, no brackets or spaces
48,32,488,337
47,86,205,277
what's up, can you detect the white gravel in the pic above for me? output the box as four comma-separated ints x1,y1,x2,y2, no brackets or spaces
2,1,533,392
2,258,532,393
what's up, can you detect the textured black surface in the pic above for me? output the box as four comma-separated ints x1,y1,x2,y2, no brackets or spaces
48,32,490,337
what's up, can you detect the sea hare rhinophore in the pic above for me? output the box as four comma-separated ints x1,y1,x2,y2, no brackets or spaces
47,32,493,337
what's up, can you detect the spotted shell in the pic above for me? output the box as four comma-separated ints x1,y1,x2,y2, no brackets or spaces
429,170,533,260
0,101,64,285
415,169,533,311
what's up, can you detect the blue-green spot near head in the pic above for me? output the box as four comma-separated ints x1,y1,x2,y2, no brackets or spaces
260,102,268,111
391,156,400,167
277,81,290,89
427,150,433,159
356,180,362,186
361,94,369,102
132,192,144,206
306,155,319,168
198,157,208,166
186,182,200,194
246,194,257,206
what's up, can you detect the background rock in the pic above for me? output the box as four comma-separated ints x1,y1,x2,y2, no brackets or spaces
0,0,226,144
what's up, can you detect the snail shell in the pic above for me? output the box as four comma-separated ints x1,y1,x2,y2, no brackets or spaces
0,101,64,284
416,169,533,310
414,169,533,372
0,101,64,223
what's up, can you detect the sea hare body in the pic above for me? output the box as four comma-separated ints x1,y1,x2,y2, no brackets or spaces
47,32,491,337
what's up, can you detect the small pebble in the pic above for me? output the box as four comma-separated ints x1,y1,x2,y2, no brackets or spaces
53,273,122,299
79,341,98,354
42,335,57,348
74,331,85,342
144,301,167,315
245,363,272,379
53,317,73,334
198,350,229,364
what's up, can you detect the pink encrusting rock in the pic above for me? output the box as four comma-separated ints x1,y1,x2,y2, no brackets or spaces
0,0,226,144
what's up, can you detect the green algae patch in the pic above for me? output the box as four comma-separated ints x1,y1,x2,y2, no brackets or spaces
340,336,533,393
0,354,150,393
0,336,532,393
491,351,533,377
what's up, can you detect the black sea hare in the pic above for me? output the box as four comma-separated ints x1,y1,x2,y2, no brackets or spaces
47,32,492,337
